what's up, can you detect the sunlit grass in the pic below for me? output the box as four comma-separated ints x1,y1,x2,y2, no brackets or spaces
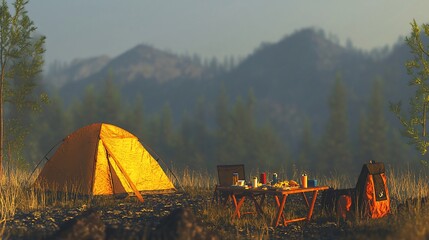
169,167,217,197
1,165,429,239
188,166,429,239
0,168,93,221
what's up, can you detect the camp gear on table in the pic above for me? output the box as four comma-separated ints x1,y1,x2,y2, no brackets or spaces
301,174,308,188
216,185,329,227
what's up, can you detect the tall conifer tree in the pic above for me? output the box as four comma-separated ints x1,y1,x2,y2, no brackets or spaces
391,20,429,165
297,120,315,172
319,75,352,173
0,0,46,173
366,79,388,162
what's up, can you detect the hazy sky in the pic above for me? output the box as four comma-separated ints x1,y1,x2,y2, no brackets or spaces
26,0,429,66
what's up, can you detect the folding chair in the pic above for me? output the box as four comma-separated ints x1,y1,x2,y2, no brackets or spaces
212,164,266,219
212,164,245,204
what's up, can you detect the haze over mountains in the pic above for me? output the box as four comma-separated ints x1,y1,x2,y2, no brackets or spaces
44,28,413,142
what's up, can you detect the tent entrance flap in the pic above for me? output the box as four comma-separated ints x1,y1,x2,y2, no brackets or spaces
103,142,145,202
107,154,127,194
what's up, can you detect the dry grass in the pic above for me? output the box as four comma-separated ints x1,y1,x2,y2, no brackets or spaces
169,167,216,190
177,166,429,239
387,168,429,202
0,168,93,220
1,166,429,239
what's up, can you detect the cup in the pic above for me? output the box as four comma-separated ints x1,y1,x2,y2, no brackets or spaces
252,177,258,188
237,180,245,186
260,172,267,184
232,173,239,185
272,173,278,184
308,179,317,187
301,174,308,188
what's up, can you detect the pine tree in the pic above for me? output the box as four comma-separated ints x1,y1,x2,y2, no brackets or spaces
388,129,409,167
357,111,371,161
0,0,47,173
125,94,145,137
97,77,123,124
230,92,256,167
192,97,211,167
250,121,287,170
214,86,232,164
366,79,388,162
390,20,429,165
319,75,352,173
26,94,71,166
146,103,176,164
70,85,99,128
174,97,211,169
297,120,315,172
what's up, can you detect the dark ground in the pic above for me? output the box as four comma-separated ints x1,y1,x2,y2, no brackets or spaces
4,192,392,240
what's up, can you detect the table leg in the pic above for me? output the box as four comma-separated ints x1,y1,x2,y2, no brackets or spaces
274,195,287,225
231,194,246,219
307,190,319,221
274,194,288,227
250,194,265,215
260,194,265,206
301,192,309,208
222,192,231,206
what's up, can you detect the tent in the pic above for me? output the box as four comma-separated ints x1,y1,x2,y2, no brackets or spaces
35,123,175,202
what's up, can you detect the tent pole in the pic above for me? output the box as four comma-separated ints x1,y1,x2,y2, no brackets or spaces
29,138,64,182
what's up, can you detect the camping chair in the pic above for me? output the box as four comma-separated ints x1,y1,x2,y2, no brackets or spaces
322,161,390,220
213,164,264,218
212,164,246,204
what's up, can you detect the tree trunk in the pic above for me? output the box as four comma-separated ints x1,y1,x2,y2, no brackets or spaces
0,64,4,178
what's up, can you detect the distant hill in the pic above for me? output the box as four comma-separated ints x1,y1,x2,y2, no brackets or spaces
214,28,412,139
55,44,211,108
48,28,413,141
102,44,206,83
44,55,110,88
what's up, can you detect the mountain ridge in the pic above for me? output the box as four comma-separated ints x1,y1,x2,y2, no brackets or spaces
47,27,412,140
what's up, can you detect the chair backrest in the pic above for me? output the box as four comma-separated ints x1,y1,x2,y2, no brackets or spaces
216,164,245,187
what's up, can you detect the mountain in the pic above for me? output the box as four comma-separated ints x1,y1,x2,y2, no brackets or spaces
215,29,395,138
44,56,110,88
56,44,210,108
49,28,413,140
101,44,206,83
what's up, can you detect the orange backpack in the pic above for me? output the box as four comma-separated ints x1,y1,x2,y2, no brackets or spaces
322,162,390,219
355,162,390,218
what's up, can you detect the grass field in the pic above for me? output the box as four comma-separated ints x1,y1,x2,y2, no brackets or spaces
1,166,429,239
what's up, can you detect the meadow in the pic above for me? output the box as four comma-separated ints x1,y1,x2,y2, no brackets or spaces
1,166,429,239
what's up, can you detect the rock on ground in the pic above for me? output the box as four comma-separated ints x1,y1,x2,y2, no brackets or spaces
150,207,218,240
48,209,105,240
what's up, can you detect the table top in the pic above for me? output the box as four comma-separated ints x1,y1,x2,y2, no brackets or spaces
216,185,329,195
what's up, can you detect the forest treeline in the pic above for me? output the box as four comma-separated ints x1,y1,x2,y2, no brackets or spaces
0,1,422,179
19,74,415,177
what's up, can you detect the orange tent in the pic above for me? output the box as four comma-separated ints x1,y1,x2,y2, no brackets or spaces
35,123,175,202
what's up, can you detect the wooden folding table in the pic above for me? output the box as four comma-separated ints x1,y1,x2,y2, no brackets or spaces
215,186,266,219
216,185,329,227
272,186,329,227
